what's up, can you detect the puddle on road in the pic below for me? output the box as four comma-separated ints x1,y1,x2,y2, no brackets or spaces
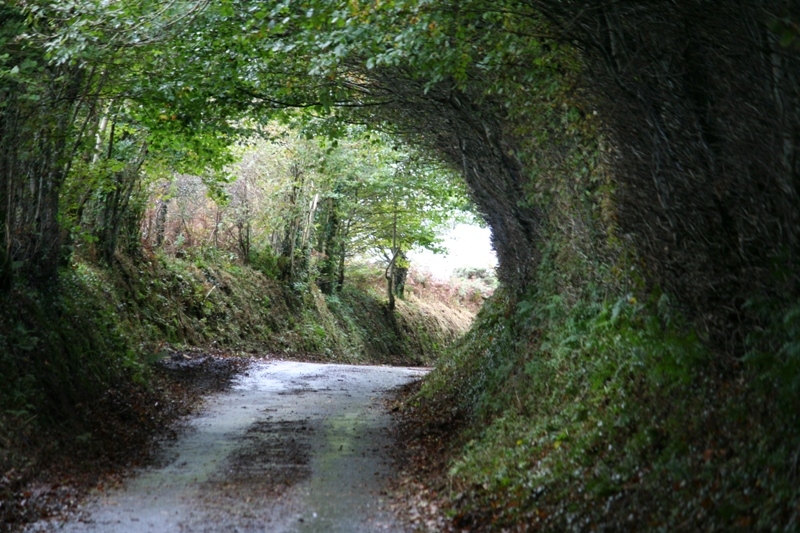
27,361,428,533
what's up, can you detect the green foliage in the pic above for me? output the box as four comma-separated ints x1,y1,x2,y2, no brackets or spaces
248,247,281,279
177,123,473,294
745,297,800,411
770,16,800,49
0,270,141,423
413,237,800,530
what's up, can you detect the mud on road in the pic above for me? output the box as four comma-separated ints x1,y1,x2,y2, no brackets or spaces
27,361,428,533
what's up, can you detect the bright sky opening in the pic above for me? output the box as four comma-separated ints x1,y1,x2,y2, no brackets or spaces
409,223,497,280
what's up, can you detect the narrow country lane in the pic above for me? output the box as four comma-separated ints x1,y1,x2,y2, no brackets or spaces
28,361,428,533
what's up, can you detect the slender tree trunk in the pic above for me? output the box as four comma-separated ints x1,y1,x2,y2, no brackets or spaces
386,267,396,311
212,206,221,249
385,204,399,311
237,220,251,263
394,250,408,299
155,199,169,247
96,142,146,264
318,197,342,295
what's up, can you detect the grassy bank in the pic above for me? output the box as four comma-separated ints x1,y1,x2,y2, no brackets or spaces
398,255,800,531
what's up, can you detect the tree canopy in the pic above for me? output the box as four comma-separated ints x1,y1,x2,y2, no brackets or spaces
2,0,799,344
0,0,486,288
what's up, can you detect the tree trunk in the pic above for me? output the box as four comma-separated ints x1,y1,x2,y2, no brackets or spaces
155,198,169,247
385,205,399,311
386,267,396,311
318,197,342,295
394,250,408,299
280,163,304,282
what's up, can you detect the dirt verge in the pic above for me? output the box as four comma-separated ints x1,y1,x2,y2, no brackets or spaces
386,380,467,532
1,349,248,533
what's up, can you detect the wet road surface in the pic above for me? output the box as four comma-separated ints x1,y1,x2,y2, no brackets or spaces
28,361,428,532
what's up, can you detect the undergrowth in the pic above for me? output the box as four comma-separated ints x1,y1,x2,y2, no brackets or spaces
413,269,800,530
